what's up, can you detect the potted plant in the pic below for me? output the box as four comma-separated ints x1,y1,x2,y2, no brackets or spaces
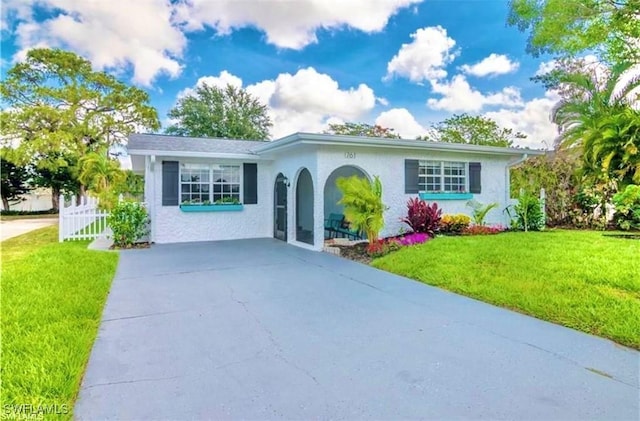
180,196,244,212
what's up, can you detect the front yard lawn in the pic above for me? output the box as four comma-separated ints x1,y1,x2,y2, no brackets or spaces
372,230,640,349
1,226,118,420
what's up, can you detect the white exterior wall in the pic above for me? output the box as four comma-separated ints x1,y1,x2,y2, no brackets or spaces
10,189,53,211
142,144,519,249
268,146,319,249
150,156,273,244
316,145,514,243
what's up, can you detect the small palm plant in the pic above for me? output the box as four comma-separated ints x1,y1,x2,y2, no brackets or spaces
79,150,126,209
336,175,387,243
466,200,498,226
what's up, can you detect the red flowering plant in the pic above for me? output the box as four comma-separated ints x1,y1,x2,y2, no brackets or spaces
401,198,442,237
366,238,402,257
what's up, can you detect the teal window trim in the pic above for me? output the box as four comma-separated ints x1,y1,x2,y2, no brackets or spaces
419,192,473,200
180,204,244,212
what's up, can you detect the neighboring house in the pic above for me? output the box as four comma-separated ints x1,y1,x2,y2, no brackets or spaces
11,188,53,212
128,133,544,251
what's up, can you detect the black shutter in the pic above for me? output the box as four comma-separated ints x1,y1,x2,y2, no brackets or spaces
243,163,258,204
162,161,179,206
469,162,481,194
404,159,419,194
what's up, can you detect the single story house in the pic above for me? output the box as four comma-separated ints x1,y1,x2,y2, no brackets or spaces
128,133,544,251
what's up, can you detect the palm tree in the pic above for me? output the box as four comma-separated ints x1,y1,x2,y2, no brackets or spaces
79,151,125,208
551,61,640,185
583,108,640,185
336,175,387,243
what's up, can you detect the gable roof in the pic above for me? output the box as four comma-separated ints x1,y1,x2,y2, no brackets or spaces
127,132,546,158
127,133,264,158
254,132,546,156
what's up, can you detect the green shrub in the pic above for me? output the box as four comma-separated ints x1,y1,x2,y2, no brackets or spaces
613,185,640,231
466,200,498,226
440,214,471,234
507,191,545,231
107,201,149,248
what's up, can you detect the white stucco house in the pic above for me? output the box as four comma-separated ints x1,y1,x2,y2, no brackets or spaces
128,133,543,251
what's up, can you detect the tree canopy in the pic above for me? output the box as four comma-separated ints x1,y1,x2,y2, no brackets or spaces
0,48,160,208
419,114,526,147
166,84,272,140
325,122,401,139
0,159,31,211
508,0,640,65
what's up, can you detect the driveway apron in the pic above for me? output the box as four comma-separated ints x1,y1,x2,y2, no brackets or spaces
75,239,639,420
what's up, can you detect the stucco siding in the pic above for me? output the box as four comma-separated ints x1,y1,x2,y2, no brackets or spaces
268,147,318,247
151,156,273,244
144,145,518,248
317,146,514,240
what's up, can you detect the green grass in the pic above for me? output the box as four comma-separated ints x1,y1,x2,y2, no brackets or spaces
1,226,119,419
73,217,107,236
0,213,58,221
373,230,640,349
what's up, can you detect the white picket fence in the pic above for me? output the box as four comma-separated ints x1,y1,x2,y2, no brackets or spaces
58,195,110,242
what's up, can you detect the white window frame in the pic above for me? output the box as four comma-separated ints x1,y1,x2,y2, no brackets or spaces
418,160,468,193
179,163,242,204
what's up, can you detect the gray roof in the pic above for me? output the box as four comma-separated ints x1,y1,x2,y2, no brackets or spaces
127,133,265,156
128,132,546,158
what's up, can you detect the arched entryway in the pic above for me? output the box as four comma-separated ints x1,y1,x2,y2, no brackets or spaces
273,173,288,241
324,165,371,218
323,166,370,238
295,168,314,245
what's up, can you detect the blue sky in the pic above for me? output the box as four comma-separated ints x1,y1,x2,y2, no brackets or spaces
0,0,559,148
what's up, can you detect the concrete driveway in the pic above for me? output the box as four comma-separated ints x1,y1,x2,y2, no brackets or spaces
0,217,57,241
76,239,639,420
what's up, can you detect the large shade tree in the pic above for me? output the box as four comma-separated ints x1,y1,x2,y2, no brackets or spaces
0,48,160,209
508,0,640,65
325,122,401,139
419,114,526,147
166,84,272,140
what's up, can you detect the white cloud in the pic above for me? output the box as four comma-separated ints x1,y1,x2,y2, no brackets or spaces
267,67,375,119
178,67,377,139
178,71,243,98
175,0,422,50
5,0,187,86
4,0,422,84
484,90,561,149
375,108,426,138
427,75,523,112
385,26,457,82
461,53,519,77
535,60,557,76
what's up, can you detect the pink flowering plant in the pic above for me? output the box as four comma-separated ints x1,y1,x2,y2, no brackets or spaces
398,232,430,246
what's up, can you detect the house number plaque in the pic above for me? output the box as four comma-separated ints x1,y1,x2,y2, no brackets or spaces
344,152,356,159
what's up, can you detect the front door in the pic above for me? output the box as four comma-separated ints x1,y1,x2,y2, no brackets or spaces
274,174,287,241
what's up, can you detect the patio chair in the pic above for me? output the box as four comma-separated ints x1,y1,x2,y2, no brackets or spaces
335,219,364,240
324,213,345,239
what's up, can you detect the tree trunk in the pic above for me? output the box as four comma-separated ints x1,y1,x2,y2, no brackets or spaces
76,185,86,205
52,187,61,212
2,196,10,211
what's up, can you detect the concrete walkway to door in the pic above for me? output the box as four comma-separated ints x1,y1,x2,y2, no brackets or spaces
75,239,639,420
